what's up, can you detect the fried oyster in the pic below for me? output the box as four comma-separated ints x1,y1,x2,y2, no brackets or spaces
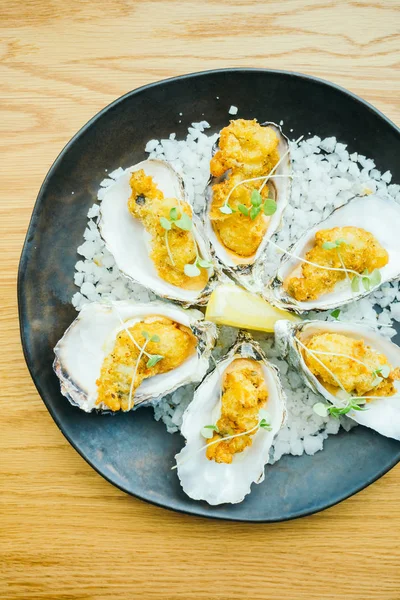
128,169,209,290
97,315,196,411
303,332,400,398
209,119,280,259
286,226,388,302
206,358,268,464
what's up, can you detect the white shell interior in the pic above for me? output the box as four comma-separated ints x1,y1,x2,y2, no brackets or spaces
204,123,291,269
99,160,212,304
294,320,400,440
54,301,212,412
176,350,286,505
272,194,400,312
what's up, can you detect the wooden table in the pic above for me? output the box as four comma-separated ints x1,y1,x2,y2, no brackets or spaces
1,1,399,598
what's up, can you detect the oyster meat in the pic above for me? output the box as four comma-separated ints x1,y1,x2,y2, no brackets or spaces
99,159,216,305
267,194,400,313
175,332,287,504
204,119,291,287
275,319,400,440
53,300,217,412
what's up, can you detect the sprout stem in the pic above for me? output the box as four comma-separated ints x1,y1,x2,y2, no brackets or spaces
172,419,266,470
258,136,303,194
295,337,348,393
112,304,152,358
268,238,371,279
127,338,150,411
298,345,374,371
165,230,176,266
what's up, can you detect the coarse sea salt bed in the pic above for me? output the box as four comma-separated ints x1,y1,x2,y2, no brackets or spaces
71,121,400,465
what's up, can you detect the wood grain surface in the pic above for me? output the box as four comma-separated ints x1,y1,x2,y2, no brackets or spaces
1,1,400,598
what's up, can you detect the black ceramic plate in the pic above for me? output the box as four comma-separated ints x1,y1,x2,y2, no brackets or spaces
19,69,400,521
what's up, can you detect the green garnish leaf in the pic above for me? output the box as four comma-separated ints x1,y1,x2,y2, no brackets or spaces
322,241,337,250
328,396,367,418
184,263,201,277
250,189,263,207
250,206,261,220
336,238,348,246
169,207,179,220
175,213,192,231
150,334,160,343
263,198,277,216
259,418,272,431
375,364,390,379
331,309,341,320
160,217,172,230
351,276,360,292
146,354,164,368
371,375,383,388
350,399,367,412
362,277,371,291
313,402,329,417
219,205,233,215
238,204,249,216
197,257,213,269
369,269,382,288
141,331,150,340
201,424,219,439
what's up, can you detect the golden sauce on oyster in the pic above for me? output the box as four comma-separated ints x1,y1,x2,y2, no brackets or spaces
206,358,268,464
128,170,209,290
96,316,196,411
209,119,280,259
286,226,388,301
302,332,400,398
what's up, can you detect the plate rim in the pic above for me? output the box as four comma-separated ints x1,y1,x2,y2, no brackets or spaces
18,67,400,522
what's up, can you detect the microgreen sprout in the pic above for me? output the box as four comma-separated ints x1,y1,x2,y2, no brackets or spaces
128,335,150,410
330,309,341,320
374,364,391,378
266,238,383,293
184,253,213,278
295,337,392,420
237,190,277,221
218,136,303,215
313,397,367,418
351,268,382,293
173,413,273,470
124,329,165,410
201,424,220,439
159,206,213,277
140,331,164,369
321,238,348,251
219,203,237,215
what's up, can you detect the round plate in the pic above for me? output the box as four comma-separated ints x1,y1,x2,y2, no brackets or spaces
19,69,400,521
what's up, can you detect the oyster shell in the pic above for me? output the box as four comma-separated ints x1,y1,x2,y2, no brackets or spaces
98,159,216,306
175,332,287,505
53,300,217,413
275,319,400,440
267,194,400,313
203,122,291,288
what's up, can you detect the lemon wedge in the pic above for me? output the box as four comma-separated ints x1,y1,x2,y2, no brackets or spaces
205,283,300,332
